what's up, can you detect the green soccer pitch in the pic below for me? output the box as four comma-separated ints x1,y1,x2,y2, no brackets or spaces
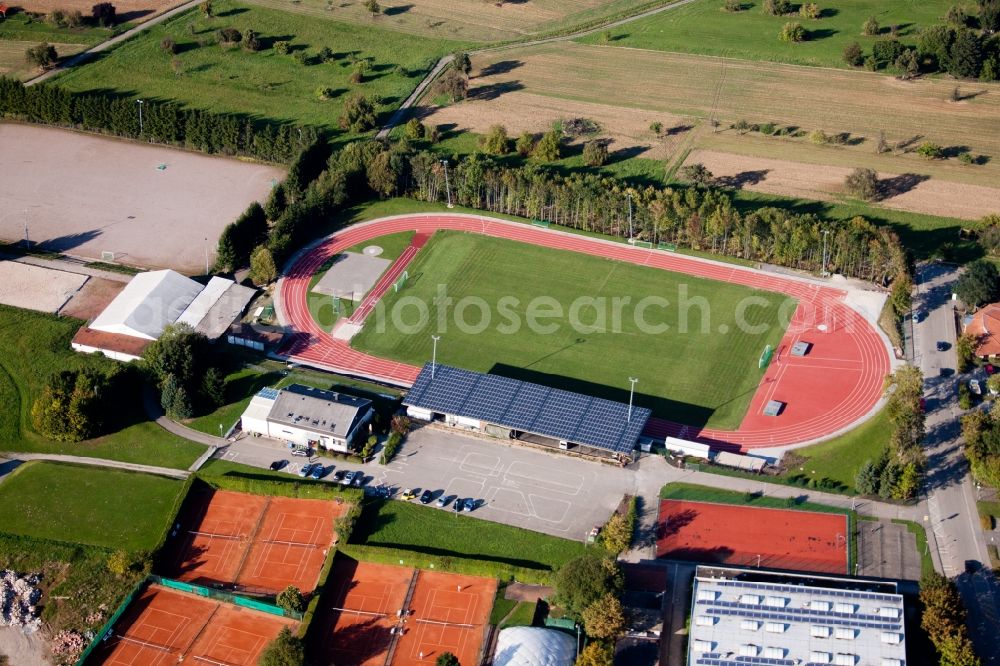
351,231,795,429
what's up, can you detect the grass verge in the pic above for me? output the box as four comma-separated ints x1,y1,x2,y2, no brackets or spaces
891,518,935,579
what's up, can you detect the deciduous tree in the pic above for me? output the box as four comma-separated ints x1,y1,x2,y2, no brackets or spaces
480,124,510,155
259,627,305,666
956,259,1000,307
339,92,378,132
555,555,622,619
532,130,562,161
843,41,864,66
249,244,277,285
844,167,879,201
276,586,305,613
582,594,626,639
862,16,880,36
25,43,58,69
91,2,116,26
575,642,613,666
582,139,610,166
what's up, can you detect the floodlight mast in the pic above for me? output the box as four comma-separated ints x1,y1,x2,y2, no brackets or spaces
440,160,453,208
627,192,634,240
136,99,144,135
627,376,639,422
431,335,441,378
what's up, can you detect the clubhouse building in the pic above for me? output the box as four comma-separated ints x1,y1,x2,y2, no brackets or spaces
240,384,374,452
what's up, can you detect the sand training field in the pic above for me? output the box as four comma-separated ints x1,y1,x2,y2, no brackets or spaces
0,124,284,274
0,262,88,313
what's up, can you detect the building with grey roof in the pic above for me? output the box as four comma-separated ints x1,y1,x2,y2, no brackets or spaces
689,566,906,666
240,384,374,452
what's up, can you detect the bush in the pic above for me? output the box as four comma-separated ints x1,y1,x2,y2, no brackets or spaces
91,2,116,26
294,50,310,65
862,16,880,36
31,369,108,442
515,131,535,156
779,22,807,42
762,0,792,16
339,92,378,132
25,43,58,69
916,142,943,159
872,39,905,64
404,118,425,140
276,585,305,612
217,27,242,45
379,431,403,464
317,46,334,63
582,139,610,166
160,37,178,54
808,128,830,144
959,383,972,409
843,41,864,66
106,549,131,575
724,0,742,11
844,167,879,201
480,124,510,155
242,29,261,52
759,122,776,135
274,40,290,55
533,130,562,161
316,86,335,101
799,2,819,19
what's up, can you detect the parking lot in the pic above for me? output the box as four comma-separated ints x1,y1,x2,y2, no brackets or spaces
219,425,634,541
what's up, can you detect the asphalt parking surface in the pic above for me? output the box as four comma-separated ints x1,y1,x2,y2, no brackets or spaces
218,425,634,540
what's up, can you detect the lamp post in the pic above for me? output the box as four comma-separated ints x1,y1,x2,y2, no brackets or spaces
627,376,638,422
627,192,634,240
431,335,441,378
136,99,144,135
821,228,830,277
440,160,453,208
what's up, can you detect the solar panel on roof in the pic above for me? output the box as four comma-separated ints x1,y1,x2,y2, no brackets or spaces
404,364,650,453
258,387,280,400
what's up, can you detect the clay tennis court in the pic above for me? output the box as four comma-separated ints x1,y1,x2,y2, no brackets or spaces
312,559,415,666
167,488,267,587
166,487,344,593
92,584,295,665
0,124,283,273
656,499,849,575
236,496,345,594
394,570,496,666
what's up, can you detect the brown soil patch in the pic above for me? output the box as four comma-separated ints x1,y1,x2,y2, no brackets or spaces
15,0,184,24
420,89,692,162
59,276,126,320
686,149,1000,220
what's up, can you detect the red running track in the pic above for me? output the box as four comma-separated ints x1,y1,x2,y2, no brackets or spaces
277,214,890,451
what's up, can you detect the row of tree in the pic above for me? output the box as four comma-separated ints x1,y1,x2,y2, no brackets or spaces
961,405,1000,489
855,366,925,500
920,572,981,666
0,78,317,163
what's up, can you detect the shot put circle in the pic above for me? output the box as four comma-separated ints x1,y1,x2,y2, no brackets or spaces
363,245,384,256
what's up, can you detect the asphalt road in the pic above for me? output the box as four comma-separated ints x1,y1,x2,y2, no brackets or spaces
914,262,1000,664
220,425,632,540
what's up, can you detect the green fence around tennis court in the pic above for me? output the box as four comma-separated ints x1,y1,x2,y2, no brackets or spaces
76,575,302,664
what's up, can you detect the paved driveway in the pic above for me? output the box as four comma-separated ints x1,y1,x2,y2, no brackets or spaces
219,425,633,540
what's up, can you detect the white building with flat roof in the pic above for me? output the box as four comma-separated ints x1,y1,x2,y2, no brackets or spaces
689,567,906,666
240,384,374,452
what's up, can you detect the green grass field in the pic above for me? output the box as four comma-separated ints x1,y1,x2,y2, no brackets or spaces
54,0,463,130
351,230,792,428
0,461,184,550
349,498,586,572
0,305,204,468
580,0,953,69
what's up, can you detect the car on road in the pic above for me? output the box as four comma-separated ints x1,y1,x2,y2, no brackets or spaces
269,460,287,471
453,497,465,512
298,463,313,478
437,494,455,508
310,464,325,480
936,341,949,351
291,448,310,457
914,310,926,323
970,379,982,395
419,490,434,504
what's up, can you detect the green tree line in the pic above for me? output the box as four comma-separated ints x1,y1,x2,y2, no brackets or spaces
0,78,317,163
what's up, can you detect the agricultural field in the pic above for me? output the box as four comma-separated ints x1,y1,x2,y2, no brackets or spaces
578,0,954,69
351,230,792,429
244,0,656,43
0,461,184,550
421,43,1000,221
0,305,204,468
13,0,181,22
0,12,111,80
54,0,464,129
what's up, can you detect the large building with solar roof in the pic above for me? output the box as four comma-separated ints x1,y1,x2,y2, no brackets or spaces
688,566,907,666
240,384,374,451
403,363,650,462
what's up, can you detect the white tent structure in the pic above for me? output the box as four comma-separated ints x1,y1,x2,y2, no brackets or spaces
89,270,203,340
493,627,576,666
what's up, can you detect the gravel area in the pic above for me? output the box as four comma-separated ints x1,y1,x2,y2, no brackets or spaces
0,262,87,314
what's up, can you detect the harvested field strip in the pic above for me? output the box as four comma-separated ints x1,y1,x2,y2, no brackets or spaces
469,44,1000,182
0,41,87,80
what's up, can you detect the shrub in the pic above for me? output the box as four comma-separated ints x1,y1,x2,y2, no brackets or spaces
533,130,562,161
316,86,335,101
762,0,792,16
724,0,742,12
780,22,807,42
364,0,380,16
404,118,425,140
916,142,943,159
160,37,178,54
379,431,403,464
339,92,378,132
274,40,290,55
733,118,751,133
862,16,880,36
872,39,904,64
808,128,830,144
433,69,468,102
864,55,879,70
582,139,610,166
843,41,864,66
649,121,663,135
91,2,116,26
294,50,309,65
799,2,819,19
390,414,411,435
25,43,58,69
242,29,261,52
317,46,334,63
759,122,776,135
959,383,973,409
515,131,535,156
844,167,879,201
276,585,305,613
217,27,242,45
106,549,131,575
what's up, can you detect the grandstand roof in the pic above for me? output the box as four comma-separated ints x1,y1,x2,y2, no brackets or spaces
494,627,576,666
403,363,650,454
89,269,202,340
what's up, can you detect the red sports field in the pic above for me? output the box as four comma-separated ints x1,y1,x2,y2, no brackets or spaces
91,584,296,665
312,559,414,666
277,213,890,451
394,570,496,666
236,496,342,594
656,499,849,574
167,488,346,593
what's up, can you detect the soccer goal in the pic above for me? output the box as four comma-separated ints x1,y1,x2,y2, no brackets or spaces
759,344,774,369
100,251,117,262
628,239,653,249
392,270,409,293
532,219,551,229
658,242,678,252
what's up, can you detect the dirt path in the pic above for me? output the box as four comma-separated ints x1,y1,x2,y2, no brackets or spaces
0,627,48,666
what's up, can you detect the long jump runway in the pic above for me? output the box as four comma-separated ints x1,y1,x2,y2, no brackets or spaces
277,214,890,450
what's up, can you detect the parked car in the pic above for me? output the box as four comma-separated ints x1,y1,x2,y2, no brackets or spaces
298,463,313,478
453,497,465,512
333,470,347,483
460,498,476,512
340,470,361,486
310,464,325,480
437,494,455,508
291,448,310,457
352,472,364,487
419,490,434,504
936,341,949,352
401,488,419,500
914,310,926,323
588,526,601,543
269,460,287,471
970,379,983,396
